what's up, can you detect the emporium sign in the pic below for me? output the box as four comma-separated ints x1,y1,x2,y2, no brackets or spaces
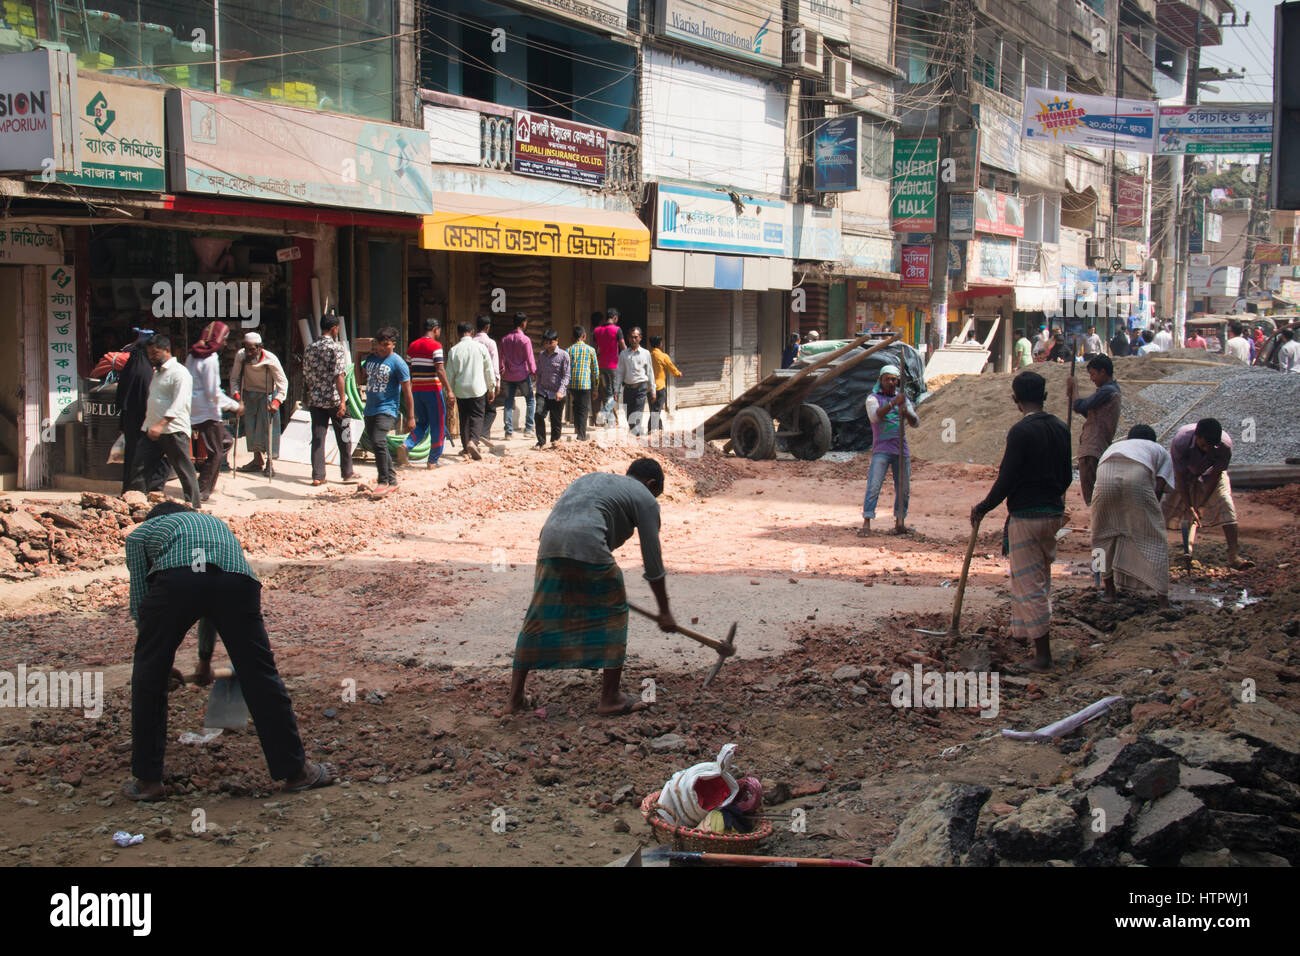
1157,104,1272,155
655,0,783,68
0,49,78,174
513,111,607,187
891,137,938,232
167,89,434,214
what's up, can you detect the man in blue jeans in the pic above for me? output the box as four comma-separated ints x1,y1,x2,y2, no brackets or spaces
859,364,918,536
356,326,414,496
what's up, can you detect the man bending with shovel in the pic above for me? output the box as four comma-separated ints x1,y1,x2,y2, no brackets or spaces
970,371,1072,672
508,459,677,716
123,502,334,800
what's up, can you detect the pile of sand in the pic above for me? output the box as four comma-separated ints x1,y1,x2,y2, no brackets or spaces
912,350,1238,465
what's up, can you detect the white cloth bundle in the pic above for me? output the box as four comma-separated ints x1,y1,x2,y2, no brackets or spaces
655,743,739,827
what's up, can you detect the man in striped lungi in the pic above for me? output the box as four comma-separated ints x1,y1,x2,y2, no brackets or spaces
971,371,1072,672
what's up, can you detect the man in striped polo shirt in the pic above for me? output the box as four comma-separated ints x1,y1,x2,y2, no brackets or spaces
400,318,453,467
123,503,334,800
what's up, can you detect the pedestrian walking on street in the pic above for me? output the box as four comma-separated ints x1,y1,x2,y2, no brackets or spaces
616,327,655,436
1014,328,1034,368
594,308,625,426
1110,326,1132,357
474,315,501,438
302,313,356,486
648,336,680,432
446,320,497,460
1162,418,1251,570
1091,425,1173,608
500,312,537,440
122,502,334,801
401,317,452,468
507,460,676,716
782,333,801,369
126,335,202,509
184,321,240,502
1066,353,1122,506
567,325,597,441
230,332,288,475
534,329,570,447
859,364,918,536
356,327,413,495
118,328,171,494
971,371,1072,672
1278,327,1300,373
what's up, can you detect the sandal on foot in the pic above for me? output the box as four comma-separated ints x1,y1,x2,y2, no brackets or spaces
121,779,167,802
284,761,336,793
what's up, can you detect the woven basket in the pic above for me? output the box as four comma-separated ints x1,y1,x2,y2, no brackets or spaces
640,790,773,854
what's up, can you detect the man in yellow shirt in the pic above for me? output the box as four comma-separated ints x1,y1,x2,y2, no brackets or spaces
648,336,680,432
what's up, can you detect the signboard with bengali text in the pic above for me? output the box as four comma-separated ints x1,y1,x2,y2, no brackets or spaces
512,111,607,187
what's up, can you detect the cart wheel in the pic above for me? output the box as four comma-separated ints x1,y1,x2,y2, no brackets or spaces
730,406,777,460
786,403,832,461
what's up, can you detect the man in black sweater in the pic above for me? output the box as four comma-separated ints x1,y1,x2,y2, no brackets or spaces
971,371,1072,671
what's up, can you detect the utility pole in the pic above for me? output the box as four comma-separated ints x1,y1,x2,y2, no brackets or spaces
1239,154,1269,306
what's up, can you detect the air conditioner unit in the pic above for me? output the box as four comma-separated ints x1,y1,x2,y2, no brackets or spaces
1143,258,1158,282
1086,237,1109,264
824,54,852,101
784,25,823,75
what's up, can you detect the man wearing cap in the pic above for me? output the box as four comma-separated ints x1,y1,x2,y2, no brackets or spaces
859,364,918,536
230,332,288,475
533,329,570,447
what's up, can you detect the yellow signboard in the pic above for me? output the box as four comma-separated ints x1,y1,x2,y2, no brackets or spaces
421,212,649,262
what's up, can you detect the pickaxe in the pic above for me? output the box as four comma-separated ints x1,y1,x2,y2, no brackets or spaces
627,602,738,686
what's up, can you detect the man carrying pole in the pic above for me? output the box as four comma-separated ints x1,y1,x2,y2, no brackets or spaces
507,459,676,716
970,371,1072,672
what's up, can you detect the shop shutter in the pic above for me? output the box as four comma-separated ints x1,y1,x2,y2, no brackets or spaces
672,289,731,407
794,282,828,338
478,256,550,351
741,291,759,390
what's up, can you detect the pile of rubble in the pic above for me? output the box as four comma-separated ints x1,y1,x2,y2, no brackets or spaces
0,492,157,580
876,702,1300,867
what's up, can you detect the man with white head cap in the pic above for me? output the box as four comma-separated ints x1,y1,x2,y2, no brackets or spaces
859,363,918,536
230,332,288,475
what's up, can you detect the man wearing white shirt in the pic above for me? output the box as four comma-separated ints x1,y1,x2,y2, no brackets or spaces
615,326,656,436
1153,322,1174,351
127,334,201,508
474,314,501,438
184,321,242,502
1277,327,1300,373
1223,320,1251,364
1091,424,1175,608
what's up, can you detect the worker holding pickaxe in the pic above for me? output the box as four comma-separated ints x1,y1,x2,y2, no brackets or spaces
508,460,676,716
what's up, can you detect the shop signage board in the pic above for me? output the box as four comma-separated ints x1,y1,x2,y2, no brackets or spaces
0,221,62,263
655,0,783,68
813,115,860,192
168,89,434,214
422,210,648,261
1188,264,1241,296
423,104,481,165
973,188,1024,237
1252,243,1292,264
973,88,1021,174
513,0,628,34
949,194,974,239
788,0,851,44
1117,174,1145,228
0,48,78,174
890,137,939,232
841,233,895,273
57,76,164,191
968,236,1015,282
900,243,931,287
790,204,842,260
513,111,607,187
46,264,77,425
656,182,788,257
1021,87,1157,153
948,127,979,191
1157,104,1273,155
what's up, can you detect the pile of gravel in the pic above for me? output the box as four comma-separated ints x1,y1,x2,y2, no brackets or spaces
1140,364,1300,463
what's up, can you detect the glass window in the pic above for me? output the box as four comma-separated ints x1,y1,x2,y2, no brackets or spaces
4,2,395,120
860,121,891,182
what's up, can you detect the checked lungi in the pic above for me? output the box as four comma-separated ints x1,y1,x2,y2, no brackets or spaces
513,558,629,670
1007,513,1067,641
1162,471,1237,530
1092,457,1170,597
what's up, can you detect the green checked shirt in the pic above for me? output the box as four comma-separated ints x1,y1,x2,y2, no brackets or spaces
125,512,256,621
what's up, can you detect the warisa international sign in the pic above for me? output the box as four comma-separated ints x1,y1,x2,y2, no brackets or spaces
656,0,782,67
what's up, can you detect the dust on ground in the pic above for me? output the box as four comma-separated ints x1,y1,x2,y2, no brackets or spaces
1,439,1296,867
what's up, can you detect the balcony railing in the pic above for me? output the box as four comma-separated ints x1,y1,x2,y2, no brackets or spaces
423,90,640,193
1071,0,1108,45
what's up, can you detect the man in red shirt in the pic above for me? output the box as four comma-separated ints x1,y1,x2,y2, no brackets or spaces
594,308,625,427
400,318,453,467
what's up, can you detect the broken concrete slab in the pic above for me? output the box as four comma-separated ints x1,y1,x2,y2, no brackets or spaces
1130,789,1208,862
1129,758,1181,801
1209,810,1277,853
1074,736,1177,790
874,782,991,867
1146,729,1260,784
989,794,1083,862
1085,786,1137,837
1179,764,1235,806
1228,700,1300,780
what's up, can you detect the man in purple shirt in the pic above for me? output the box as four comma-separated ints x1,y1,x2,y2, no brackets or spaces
1162,418,1250,570
533,329,571,447
499,312,537,440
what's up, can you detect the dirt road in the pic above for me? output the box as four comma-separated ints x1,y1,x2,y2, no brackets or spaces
1,439,1296,867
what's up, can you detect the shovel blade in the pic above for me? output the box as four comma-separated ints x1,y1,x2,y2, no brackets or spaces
204,675,250,730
